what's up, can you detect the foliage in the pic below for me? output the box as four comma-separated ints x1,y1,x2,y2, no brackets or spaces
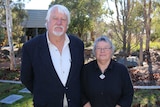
132,89,160,106
151,5,160,41
0,27,5,46
12,2,27,45
0,1,6,46
0,1,27,46
0,83,33,107
84,41,93,48
106,0,160,57
107,0,146,55
130,41,160,52
51,0,107,40
0,69,20,80
150,41,160,50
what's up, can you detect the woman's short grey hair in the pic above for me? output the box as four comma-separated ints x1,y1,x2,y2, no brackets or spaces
45,4,70,29
92,35,115,56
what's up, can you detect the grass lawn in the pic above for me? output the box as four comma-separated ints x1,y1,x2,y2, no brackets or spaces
0,83,33,107
0,82,160,107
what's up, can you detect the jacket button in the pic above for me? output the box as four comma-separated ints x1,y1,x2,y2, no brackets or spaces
68,99,71,102
101,92,103,95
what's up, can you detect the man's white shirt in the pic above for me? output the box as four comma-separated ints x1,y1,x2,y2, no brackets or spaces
47,32,71,86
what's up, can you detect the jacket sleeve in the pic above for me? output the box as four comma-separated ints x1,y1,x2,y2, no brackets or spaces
117,67,134,107
20,43,33,93
80,66,90,106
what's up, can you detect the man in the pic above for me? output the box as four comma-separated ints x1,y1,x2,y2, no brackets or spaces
21,4,84,107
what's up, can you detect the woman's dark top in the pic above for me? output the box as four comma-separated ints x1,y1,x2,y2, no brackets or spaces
81,59,134,107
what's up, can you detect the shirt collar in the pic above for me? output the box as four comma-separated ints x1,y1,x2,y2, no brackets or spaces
46,31,70,46
94,59,113,72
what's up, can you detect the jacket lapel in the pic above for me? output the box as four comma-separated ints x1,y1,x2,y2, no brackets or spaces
66,36,78,84
38,34,62,84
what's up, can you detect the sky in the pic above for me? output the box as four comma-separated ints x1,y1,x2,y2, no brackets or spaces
24,0,52,10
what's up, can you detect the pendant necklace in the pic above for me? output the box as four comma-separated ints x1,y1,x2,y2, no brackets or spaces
99,73,105,79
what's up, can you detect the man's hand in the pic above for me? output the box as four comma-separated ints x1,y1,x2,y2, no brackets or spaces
115,105,121,107
83,102,91,107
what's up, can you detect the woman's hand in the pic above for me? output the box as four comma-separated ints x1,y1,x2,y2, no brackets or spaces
83,102,91,107
115,105,121,107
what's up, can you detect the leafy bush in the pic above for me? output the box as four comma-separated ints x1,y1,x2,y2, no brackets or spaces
132,89,160,106
0,69,20,81
130,41,160,52
150,41,160,50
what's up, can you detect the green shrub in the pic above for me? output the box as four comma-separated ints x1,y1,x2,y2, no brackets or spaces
0,69,20,80
132,89,160,106
150,41,160,50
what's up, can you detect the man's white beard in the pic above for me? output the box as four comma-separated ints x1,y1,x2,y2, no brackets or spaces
53,31,63,36
53,26,64,37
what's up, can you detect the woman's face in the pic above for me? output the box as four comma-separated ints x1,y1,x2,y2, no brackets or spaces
95,41,112,62
47,8,68,37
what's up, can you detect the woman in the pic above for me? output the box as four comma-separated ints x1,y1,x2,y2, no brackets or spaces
81,36,134,107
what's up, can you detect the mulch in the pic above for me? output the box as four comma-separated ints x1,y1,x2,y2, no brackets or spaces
0,57,21,69
129,62,160,86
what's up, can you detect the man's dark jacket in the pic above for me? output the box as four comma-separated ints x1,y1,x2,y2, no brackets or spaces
20,33,84,107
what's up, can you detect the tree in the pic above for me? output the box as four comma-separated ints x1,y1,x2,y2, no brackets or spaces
0,0,27,70
12,2,27,46
51,0,107,42
106,0,143,55
5,0,16,70
143,0,155,85
151,2,160,41
0,0,6,45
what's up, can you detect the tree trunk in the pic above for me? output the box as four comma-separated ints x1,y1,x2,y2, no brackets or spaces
144,0,155,85
139,34,143,66
5,0,16,70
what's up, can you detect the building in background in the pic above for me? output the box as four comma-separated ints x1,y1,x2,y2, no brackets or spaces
22,9,47,40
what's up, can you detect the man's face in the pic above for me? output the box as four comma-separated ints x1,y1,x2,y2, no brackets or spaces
47,8,68,37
